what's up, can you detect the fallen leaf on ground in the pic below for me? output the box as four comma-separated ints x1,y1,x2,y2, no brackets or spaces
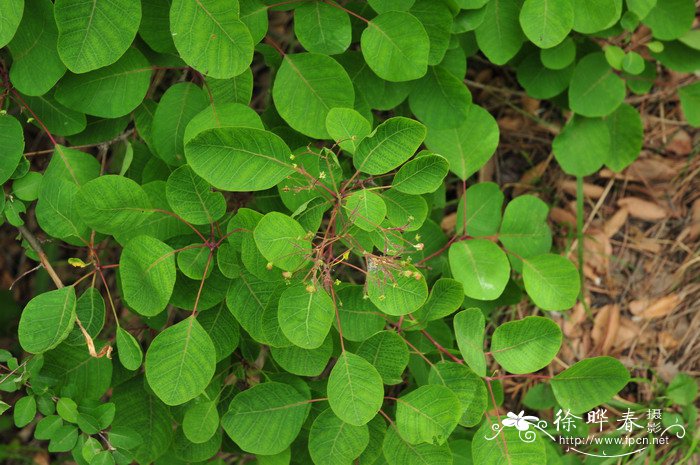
630,294,681,319
617,197,667,221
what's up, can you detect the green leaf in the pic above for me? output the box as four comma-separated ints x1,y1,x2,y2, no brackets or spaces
226,271,279,342
66,287,105,345
145,316,216,406
666,373,698,406
270,334,333,376
517,53,575,100
454,308,487,377
295,1,351,55
393,153,449,195
396,385,461,445
54,49,151,118
627,0,656,19
428,361,487,427
622,51,645,75
139,0,176,53
309,408,370,465
90,451,115,465
325,107,371,154
240,0,267,43
170,0,254,78
152,82,209,166
21,94,87,136
424,104,499,180
116,327,143,371
183,400,219,444
77,175,151,235
569,52,626,117
449,239,510,300
456,182,504,237
335,285,386,342
678,81,700,127
222,382,310,455
367,264,428,316
272,53,354,139
0,0,22,47
361,11,430,82
14,396,36,428
0,115,25,185
111,378,171,463
12,171,43,202
369,0,414,13
491,316,562,374
277,284,334,350
176,243,211,280
523,253,580,311
572,0,621,33
540,37,576,70
553,116,611,176
166,165,226,225
604,103,643,171
54,0,141,73
254,212,312,271
471,420,545,465
382,426,452,465
498,195,552,262
411,278,464,324
35,415,63,440
642,0,694,40
357,331,409,385
56,397,78,423
48,424,78,452
328,352,384,426
18,287,76,354
475,0,525,65
119,235,176,316
186,127,294,191
410,0,453,65
183,102,263,144
519,0,574,49
354,117,426,175
409,66,472,129
344,189,387,232
604,45,625,70
198,301,240,361
7,0,66,96
551,356,630,413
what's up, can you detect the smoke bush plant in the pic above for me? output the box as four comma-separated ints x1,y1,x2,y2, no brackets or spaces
0,0,697,463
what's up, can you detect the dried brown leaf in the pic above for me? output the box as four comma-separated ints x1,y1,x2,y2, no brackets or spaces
617,197,667,221
559,180,605,199
604,208,629,238
631,294,681,319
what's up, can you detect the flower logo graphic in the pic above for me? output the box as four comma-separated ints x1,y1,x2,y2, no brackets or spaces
502,410,540,431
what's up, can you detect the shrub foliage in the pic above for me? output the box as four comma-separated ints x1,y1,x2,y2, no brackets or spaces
0,0,697,463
